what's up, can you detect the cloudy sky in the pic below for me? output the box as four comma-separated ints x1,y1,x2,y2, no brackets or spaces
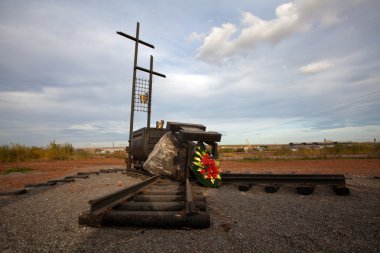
0,0,379,147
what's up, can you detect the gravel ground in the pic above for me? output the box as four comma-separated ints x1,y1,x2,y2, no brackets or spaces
1,170,379,253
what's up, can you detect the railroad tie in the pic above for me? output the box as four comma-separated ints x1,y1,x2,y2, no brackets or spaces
79,176,210,228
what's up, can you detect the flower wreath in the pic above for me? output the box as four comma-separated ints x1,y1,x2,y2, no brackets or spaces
192,142,221,188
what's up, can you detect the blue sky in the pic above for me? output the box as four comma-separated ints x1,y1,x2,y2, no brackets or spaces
0,0,379,147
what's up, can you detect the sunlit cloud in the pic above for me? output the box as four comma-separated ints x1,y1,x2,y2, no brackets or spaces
195,0,359,64
299,60,333,74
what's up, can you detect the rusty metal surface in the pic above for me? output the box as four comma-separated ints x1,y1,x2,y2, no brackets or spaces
167,122,206,132
130,127,168,161
177,130,222,142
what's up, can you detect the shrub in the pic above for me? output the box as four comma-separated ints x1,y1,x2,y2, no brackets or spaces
45,141,74,160
0,141,79,162
0,144,36,163
72,149,92,159
218,147,236,153
235,147,245,152
104,150,126,159
273,143,379,158
322,143,378,156
273,146,293,156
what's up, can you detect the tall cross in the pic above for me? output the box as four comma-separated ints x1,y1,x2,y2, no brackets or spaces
117,22,166,170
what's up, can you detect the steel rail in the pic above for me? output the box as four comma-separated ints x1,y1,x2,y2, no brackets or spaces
89,175,160,215
221,173,347,185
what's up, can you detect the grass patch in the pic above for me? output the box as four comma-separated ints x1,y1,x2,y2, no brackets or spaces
1,167,33,175
103,150,126,159
0,141,93,163
274,143,380,157
240,157,271,162
236,157,313,162
235,155,378,162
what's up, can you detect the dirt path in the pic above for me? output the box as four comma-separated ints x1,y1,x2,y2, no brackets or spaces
1,158,379,191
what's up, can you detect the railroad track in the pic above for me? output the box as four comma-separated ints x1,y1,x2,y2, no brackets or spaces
79,171,349,228
221,173,350,196
79,173,210,228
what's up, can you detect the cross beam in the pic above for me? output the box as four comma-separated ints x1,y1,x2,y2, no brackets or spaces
136,66,166,78
145,55,166,129
116,31,155,49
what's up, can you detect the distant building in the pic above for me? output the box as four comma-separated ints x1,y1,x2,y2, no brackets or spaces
289,141,352,150
84,147,125,154
256,145,268,151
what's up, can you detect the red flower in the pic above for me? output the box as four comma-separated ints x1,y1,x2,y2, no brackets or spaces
193,146,221,186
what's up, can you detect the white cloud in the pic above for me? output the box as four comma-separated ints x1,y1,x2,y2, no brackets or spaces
299,60,333,74
196,23,237,64
68,124,100,131
195,0,359,64
157,72,221,99
68,121,128,133
188,32,206,42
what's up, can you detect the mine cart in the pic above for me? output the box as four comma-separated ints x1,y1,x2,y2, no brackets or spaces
129,122,222,171
130,127,169,169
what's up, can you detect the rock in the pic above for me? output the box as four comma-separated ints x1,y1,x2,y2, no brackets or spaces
143,132,187,181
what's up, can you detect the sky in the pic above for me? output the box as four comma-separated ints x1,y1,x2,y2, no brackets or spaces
0,0,379,147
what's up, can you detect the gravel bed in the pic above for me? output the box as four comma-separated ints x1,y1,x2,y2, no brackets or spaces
1,172,379,252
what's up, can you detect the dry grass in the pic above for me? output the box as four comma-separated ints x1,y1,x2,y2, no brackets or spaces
0,141,89,163
219,143,380,160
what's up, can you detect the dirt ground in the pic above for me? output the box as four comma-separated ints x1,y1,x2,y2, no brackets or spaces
0,158,379,192
1,158,379,252
0,158,124,192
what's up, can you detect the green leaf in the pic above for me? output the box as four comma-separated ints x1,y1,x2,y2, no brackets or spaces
192,161,202,167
